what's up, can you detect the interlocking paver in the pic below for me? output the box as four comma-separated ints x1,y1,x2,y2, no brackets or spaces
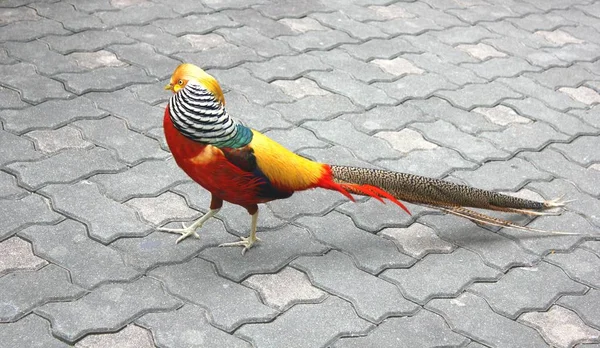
381,248,502,304
107,43,180,80
559,289,600,330
0,237,47,276
292,251,418,323
546,248,600,288
376,129,438,154
310,50,394,83
519,306,600,348
224,8,295,38
40,181,153,243
0,194,63,240
340,36,422,61
200,224,328,282
380,223,455,259
35,277,182,343
269,93,359,124
56,66,156,95
29,1,105,31
242,267,327,311
298,212,415,274
427,292,549,348
236,296,372,348
0,315,70,348
374,73,458,103
525,65,598,89
470,262,587,319
0,63,73,103
137,305,251,348
0,264,86,322
25,126,93,153
435,80,522,110
0,129,43,166
377,146,477,178
499,76,588,111
0,171,25,199
19,220,140,289
7,148,126,190
74,324,154,348
333,309,469,348
243,54,329,82
217,26,293,58
311,12,388,40
42,30,135,55
0,18,69,42
3,41,83,76
149,258,278,332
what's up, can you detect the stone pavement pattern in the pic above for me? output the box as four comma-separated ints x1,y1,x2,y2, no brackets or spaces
1,0,600,346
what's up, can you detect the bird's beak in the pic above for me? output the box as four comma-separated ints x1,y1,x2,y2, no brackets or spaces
164,83,173,91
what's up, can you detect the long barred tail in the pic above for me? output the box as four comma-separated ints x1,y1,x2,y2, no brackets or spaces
329,165,577,235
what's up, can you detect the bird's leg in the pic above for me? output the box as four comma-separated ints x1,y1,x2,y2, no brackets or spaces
158,195,223,244
219,205,260,255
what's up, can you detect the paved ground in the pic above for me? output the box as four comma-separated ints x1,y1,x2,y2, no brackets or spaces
1,0,600,347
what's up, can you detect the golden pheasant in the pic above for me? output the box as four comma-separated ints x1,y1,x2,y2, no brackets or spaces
161,63,571,254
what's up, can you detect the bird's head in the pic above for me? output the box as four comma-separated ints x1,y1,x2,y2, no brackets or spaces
165,63,225,105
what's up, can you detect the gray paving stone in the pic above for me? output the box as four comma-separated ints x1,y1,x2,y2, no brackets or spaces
91,160,189,202
419,214,540,271
545,42,600,63
213,68,293,105
149,259,278,332
0,314,70,348
525,65,598,90
570,105,600,129
303,119,401,162
333,309,469,348
126,191,199,226
256,0,332,19
3,41,83,76
200,224,328,282
404,33,478,65
432,25,500,46
224,8,295,38
42,30,135,54
427,292,549,348
263,127,328,153
242,267,327,311
236,296,372,348
0,237,47,276
138,304,251,348
401,1,466,27
0,63,73,104
559,289,600,330
0,86,27,109
370,16,443,35
552,136,600,167
480,121,570,153
19,220,140,289
382,248,501,304
0,97,107,134
411,120,509,162
56,65,156,95
408,98,502,134
0,171,25,199
296,212,416,274
0,264,85,322
175,44,262,70
292,251,418,323
463,56,543,79
268,93,359,124
7,147,125,190
500,76,588,112
73,117,168,165
483,37,569,69
243,54,330,82
336,197,431,232
310,50,395,83
340,36,422,61
40,181,153,243
114,221,233,272
217,26,293,58
520,305,600,348
448,2,538,23
307,70,396,108
97,2,177,27
86,90,164,132
522,150,600,197
311,11,387,40
0,129,43,166
452,156,552,191
377,147,477,178
0,18,69,42
504,97,596,136
546,248,600,288
278,29,358,52
404,52,487,86
470,262,587,319
113,24,190,55
223,91,292,132
374,73,458,103
25,126,93,154
0,194,63,240
107,42,179,80
74,324,154,348
29,1,105,31
435,80,523,110
340,103,431,135
299,145,379,169
581,241,600,257
36,277,181,343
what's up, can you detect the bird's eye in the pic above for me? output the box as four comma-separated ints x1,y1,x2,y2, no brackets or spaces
178,80,184,85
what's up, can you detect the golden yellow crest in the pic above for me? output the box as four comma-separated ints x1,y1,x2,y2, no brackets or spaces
165,63,225,105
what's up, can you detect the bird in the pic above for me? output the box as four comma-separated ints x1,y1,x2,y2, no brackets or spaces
160,63,573,254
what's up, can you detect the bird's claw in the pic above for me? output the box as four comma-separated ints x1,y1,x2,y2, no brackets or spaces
158,223,201,244
219,236,260,255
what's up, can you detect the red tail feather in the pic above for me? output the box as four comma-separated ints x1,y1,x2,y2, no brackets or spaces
339,183,411,215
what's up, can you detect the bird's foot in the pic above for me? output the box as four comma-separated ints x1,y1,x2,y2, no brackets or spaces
219,236,261,255
158,222,201,244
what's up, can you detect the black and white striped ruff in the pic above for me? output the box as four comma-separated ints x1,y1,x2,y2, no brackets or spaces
168,82,240,145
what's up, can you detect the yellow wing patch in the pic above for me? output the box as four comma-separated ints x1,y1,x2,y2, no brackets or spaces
250,130,327,191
